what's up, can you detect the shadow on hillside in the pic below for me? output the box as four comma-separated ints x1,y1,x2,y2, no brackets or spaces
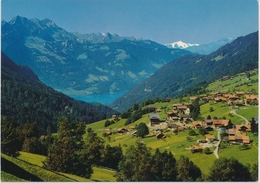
1,157,43,181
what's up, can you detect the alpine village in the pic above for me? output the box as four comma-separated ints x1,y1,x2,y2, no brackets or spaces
1,16,259,182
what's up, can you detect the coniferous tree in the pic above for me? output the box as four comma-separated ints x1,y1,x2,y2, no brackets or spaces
251,117,258,134
250,163,258,181
100,144,123,170
190,98,200,120
208,157,251,181
136,122,149,138
176,155,202,181
1,116,21,157
117,142,153,181
151,148,177,181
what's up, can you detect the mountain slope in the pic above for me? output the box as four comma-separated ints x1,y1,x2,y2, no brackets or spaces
1,52,118,134
111,31,258,112
2,16,191,96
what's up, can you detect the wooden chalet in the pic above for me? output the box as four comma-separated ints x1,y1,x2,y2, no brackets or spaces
205,134,215,142
244,94,258,105
117,128,129,135
192,121,202,129
156,132,166,139
149,113,161,126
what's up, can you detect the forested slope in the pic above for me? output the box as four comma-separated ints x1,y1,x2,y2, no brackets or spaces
1,52,118,134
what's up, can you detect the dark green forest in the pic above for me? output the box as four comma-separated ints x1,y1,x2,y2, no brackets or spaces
1,52,119,134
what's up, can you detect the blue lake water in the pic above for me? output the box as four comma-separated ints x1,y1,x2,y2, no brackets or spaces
70,91,127,105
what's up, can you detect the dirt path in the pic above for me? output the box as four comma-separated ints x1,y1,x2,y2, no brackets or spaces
213,129,220,159
231,109,249,124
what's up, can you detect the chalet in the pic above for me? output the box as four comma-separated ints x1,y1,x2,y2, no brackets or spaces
204,119,213,126
167,111,179,120
192,121,202,129
112,114,117,118
149,113,161,126
202,96,212,102
178,105,190,115
228,135,250,144
222,76,229,80
205,134,215,142
117,128,129,135
236,91,245,96
131,130,137,137
178,126,186,132
129,126,136,130
228,129,236,136
235,124,251,132
189,145,204,153
190,96,198,101
172,104,190,115
168,122,178,130
212,119,229,128
244,94,258,105
214,97,227,102
156,132,166,139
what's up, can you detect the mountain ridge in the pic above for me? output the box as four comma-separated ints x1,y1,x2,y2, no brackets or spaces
2,16,192,97
111,31,258,112
165,38,233,54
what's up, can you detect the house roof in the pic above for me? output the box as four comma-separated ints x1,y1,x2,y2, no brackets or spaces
148,113,160,119
190,96,198,101
178,126,185,131
236,92,245,95
156,132,166,138
192,121,202,127
235,124,251,131
205,134,215,139
212,119,229,126
214,97,227,101
177,105,188,110
172,104,183,107
244,94,258,100
228,129,235,135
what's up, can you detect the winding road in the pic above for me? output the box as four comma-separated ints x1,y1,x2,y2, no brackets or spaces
212,109,250,159
231,109,249,124
213,129,220,159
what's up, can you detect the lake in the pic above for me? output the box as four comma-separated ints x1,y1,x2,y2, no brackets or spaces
70,91,127,105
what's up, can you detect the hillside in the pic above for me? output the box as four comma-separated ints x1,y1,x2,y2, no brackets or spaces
1,70,258,181
84,69,258,176
2,16,191,96
1,52,118,134
1,152,116,182
111,31,258,112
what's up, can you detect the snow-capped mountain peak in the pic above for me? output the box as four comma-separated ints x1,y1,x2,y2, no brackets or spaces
165,41,200,49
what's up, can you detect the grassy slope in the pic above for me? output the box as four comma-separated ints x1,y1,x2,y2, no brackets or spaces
85,70,258,176
1,152,116,182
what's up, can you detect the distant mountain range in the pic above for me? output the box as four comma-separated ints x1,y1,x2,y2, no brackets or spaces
1,52,118,133
2,16,191,97
165,38,233,55
111,32,258,112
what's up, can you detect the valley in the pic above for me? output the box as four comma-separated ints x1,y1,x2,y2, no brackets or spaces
1,15,258,182
70,91,127,104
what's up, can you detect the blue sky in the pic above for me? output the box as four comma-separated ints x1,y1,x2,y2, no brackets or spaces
1,0,258,44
